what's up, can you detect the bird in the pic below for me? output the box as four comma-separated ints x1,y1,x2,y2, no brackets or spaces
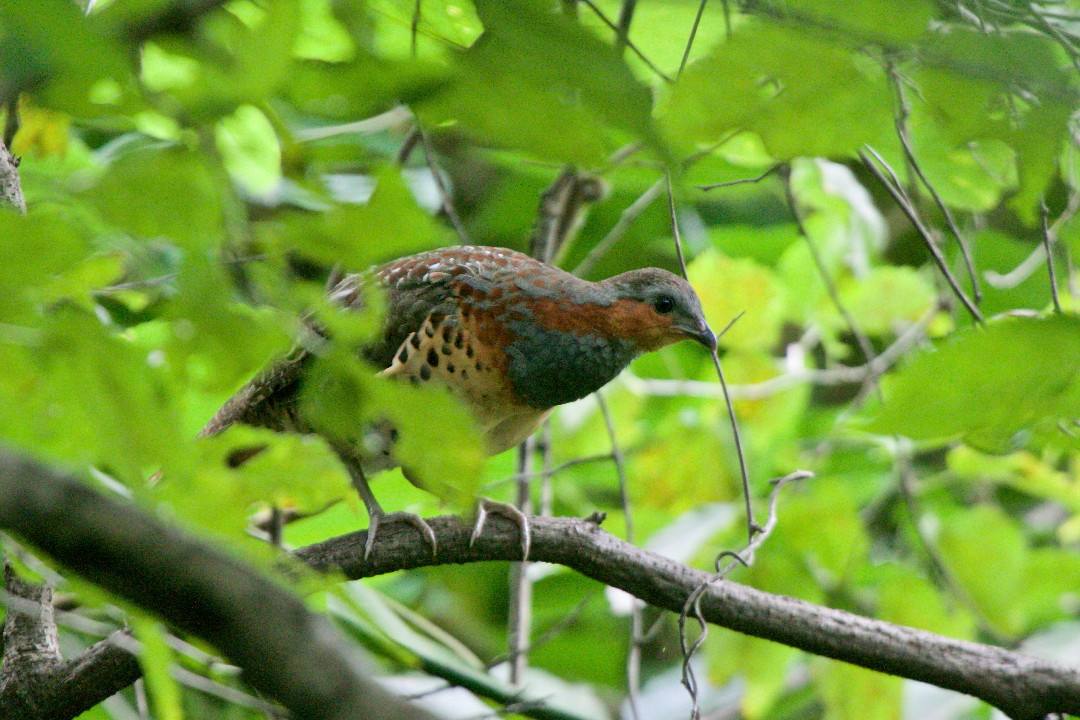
201,245,716,558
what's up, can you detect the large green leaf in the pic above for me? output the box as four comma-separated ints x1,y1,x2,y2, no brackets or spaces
662,23,893,158
86,146,227,251
862,315,1080,451
936,505,1028,637
298,347,484,509
0,306,183,481
0,0,136,115
138,0,300,119
776,0,935,43
912,26,1077,221
416,0,663,164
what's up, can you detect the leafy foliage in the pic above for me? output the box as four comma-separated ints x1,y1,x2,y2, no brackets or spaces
1,0,1079,719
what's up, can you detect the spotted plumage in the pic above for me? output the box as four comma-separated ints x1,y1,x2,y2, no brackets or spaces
202,246,715,556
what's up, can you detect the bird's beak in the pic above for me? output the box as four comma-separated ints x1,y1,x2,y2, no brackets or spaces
680,318,717,352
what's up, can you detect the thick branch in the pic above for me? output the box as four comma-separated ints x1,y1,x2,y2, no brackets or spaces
4,448,1080,720
296,515,1080,720
0,450,439,720
1,565,65,716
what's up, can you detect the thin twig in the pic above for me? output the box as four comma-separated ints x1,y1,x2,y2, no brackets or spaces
572,177,665,276
596,392,641,720
577,0,673,83
622,305,935,400
666,173,756,541
1021,1,1080,75
537,423,555,516
1041,197,1062,313
397,125,422,166
860,147,984,324
3,97,19,151
487,453,618,492
678,471,812,720
418,128,470,244
678,0,710,78
890,68,982,304
410,0,422,57
614,0,638,53
487,591,601,668
895,452,1013,645
508,437,534,687
984,180,1080,290
696,163,782,191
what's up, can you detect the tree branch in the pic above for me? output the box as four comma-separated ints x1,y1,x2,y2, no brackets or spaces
296,514,1080,720
0,449,440,720
3,446,1080,720
0,136,25,213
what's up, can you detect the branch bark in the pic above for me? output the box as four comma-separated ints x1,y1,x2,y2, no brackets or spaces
0,449,439,720
0,136,25,213
296,514,1080,720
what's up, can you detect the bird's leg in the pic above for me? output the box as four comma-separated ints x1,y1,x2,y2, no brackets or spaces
470,498,531,561
334,448,437,560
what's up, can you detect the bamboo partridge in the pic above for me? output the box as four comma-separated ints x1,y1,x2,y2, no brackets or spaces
202,246,716,557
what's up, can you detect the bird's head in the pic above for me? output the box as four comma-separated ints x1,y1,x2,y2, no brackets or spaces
602,268,716,353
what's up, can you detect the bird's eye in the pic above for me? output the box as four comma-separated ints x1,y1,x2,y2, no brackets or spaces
653,295,675,314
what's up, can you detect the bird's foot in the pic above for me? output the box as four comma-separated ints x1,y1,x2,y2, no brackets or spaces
469,498,531,561
365,510,437,560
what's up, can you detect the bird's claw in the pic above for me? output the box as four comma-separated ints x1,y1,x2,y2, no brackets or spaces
470,498,531,561
364,511,438,560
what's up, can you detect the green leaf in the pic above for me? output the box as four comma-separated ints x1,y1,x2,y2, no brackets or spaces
912,27,1077,222
215,104,282,194
416,0,664,164
158,260,292,397
299,348,484,509
688,250,788,351
816,659,901,720
0,306,183,480
0,207,88,323
1018,549,1080,633
294,0,355,62
774,477,869,581
287,52,447,121
936,505,1027,636
707,223,800,267
156,426,352,537
367,0,483,54
662,23,892,158
1,0,136,116
367,377,485,508
86,147,227,251
947,446,1080,515
472,0,658,145
776,0,935,43
861,315,1080,450
131,616,184,720
139,0,301,118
